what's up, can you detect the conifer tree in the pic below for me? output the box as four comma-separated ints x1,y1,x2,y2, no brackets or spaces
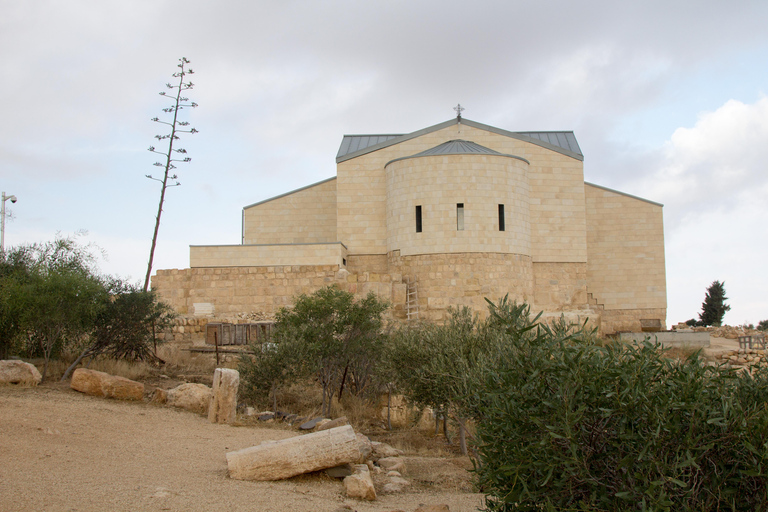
698,280,730,327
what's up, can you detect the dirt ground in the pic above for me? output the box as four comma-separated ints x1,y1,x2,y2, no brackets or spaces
0,384,484,512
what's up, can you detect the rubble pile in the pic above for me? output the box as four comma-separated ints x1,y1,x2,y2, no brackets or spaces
673,323,765,339
714,348,767,370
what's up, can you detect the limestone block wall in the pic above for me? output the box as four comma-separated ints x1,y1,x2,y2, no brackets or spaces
385,154,530,256
242,177,337,245
337,123,587,263
151,265,406,319
189,242,348,268
601,308,668,334
346,254,389,274
532,262,589,311
388,251,533,322
585,183,667,332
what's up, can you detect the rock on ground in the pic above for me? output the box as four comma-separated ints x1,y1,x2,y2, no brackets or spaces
167,383,212,415
343,464,376,501
317,415,349,431
70,368,144,400
0,360,42,386
372,441,404,459
356,433,373,463
378,456,406,472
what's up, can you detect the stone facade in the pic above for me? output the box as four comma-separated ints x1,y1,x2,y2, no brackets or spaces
152,117,667,335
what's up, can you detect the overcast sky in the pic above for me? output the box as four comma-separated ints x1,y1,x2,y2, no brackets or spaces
1,0,767,326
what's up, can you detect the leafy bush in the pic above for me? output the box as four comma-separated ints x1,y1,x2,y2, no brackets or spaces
389,299,596,455
758,320,768,332
1,237,175,380
239,286,389,415
474,308,768,511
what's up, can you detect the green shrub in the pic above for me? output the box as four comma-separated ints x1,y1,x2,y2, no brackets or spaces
239,286,389,415
474,336,768,511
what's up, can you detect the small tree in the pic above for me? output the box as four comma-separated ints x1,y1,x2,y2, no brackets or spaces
61,282,176,381
240,286,389,417
144,57,198,292
698,280,731,327
0,246,33,358
17,237,107,380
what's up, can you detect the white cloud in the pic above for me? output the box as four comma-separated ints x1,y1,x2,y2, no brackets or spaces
629,98,768,325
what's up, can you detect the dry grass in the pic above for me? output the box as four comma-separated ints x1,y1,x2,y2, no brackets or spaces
156,345,219,374
35,354,155,382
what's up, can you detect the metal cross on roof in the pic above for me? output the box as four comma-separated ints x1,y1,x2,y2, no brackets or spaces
453,103,465,120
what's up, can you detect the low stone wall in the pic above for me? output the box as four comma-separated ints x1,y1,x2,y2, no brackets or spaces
152,265,408,326
619,331,710,348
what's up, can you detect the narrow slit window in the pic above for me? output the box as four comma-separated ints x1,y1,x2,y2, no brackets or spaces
457,203,464,231
415,205,422,233
498,204,505,231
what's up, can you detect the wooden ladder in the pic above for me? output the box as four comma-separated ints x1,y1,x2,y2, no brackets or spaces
406,277,419,322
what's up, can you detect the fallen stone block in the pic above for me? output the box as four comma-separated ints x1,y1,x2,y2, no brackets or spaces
208,368,239,424
317,415,348,431
70,369,144,401
151,388,168,403
226,425,361,481
343,464,376,501
414,506,450,512
0,360,42,386
378,456,405,472
371,441,404,459
167,383,212,415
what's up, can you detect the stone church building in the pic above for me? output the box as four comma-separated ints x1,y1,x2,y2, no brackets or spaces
152,116,667,334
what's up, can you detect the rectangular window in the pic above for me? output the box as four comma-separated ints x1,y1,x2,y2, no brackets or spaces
457,203,464,231
498,204,505,231
415,205,422,233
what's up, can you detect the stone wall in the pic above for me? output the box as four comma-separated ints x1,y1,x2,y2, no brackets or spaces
532,262,588,311
385,153,531,257
600,308,668,334
189,242,347,268
242,177,337,245
152,265,407,324
346,254,389,274
388,250,534,322
585,183,667,330
153,265,342,316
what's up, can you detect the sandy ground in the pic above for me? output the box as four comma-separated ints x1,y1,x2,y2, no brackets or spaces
0,384,483,512
703,336,741,356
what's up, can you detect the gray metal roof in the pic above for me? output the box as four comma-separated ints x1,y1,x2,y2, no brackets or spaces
386,139,529,167
413,139,502,157
336,134,402,159
336,118,584,163
516,131,582,155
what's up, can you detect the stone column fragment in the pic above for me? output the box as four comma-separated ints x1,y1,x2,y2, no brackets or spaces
226,425,361,481
208,368,239,424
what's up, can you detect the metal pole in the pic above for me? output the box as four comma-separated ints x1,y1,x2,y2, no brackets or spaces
1,192,6,253
1,191,17,253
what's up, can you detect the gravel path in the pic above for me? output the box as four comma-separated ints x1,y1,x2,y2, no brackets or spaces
0,385,483,512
